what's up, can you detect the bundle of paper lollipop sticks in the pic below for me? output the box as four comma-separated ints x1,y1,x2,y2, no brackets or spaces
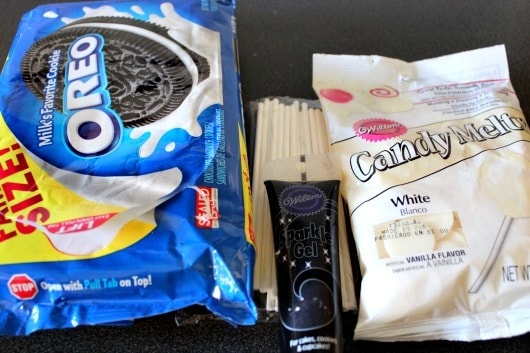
251,97,357,312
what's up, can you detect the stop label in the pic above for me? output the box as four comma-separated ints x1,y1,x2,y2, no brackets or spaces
8,274,38,300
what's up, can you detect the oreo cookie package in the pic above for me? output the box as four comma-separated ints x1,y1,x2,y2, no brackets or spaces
0,0,257,335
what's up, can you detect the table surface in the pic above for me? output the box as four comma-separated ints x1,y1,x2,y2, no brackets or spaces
1,1,529,352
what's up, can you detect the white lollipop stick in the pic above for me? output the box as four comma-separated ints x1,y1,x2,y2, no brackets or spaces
289,101,301,158
262,99,284,293
300,102,313,155
252,99,270,291
315,108,330,153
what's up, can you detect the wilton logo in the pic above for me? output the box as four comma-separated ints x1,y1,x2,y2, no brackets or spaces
280,185,325,216
353,118,407,142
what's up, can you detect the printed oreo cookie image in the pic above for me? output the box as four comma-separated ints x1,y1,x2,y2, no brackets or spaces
21,16,211,130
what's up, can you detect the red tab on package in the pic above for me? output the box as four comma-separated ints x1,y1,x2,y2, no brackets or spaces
195,186,219,229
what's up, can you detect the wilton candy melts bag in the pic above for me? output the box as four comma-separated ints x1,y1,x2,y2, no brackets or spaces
0,0,257,335
313,45,530,341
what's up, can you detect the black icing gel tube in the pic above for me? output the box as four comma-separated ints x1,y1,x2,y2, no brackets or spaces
265,180,343,353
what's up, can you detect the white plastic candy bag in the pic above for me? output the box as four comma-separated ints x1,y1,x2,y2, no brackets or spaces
313,45,530,341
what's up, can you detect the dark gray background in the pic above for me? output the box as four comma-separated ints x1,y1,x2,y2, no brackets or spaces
1,1,529,352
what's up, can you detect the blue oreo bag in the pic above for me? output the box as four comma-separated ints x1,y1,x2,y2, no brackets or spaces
0,0,256,335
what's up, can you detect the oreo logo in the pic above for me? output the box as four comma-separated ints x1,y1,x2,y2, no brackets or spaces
279,185,326,216
64,34,120,156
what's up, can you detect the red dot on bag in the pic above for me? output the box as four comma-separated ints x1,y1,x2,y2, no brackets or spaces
319,89,353,103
